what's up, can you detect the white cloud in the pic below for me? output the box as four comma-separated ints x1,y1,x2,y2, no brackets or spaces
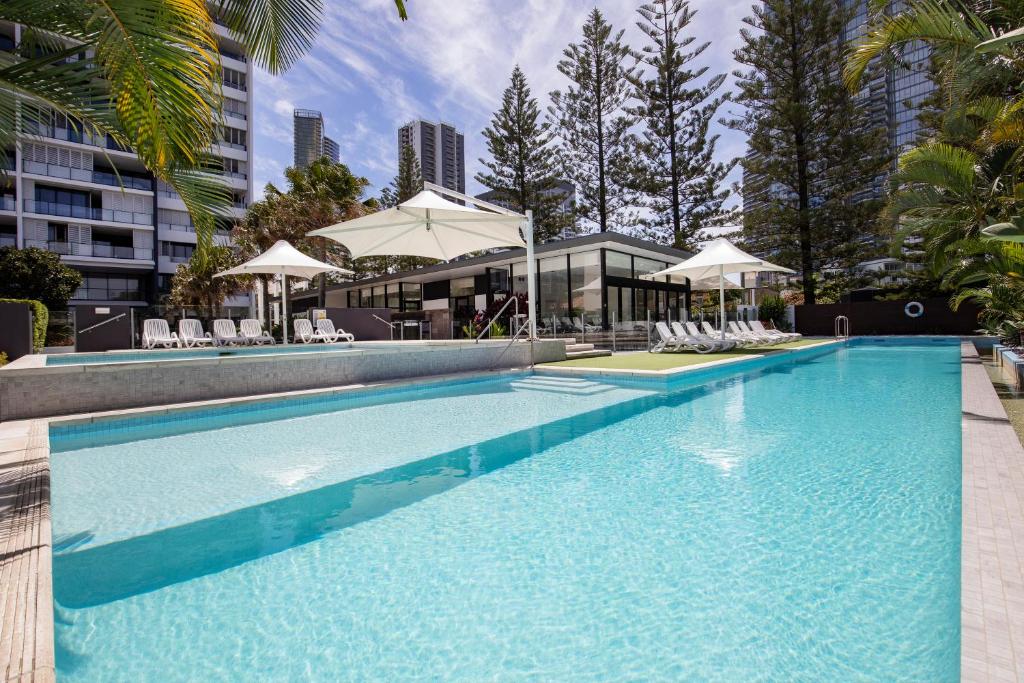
252,0,754,199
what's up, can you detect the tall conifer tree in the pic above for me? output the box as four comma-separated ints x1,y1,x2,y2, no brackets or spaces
476,66,572,241
728,0,891,304
628,0,734,248
549,8,638,233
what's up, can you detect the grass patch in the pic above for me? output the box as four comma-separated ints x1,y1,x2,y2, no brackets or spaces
544,338,829,371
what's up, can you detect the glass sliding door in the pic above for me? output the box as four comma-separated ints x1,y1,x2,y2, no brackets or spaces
569,250,601,331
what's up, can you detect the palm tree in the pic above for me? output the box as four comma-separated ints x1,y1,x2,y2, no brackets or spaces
0,0,407,256
233,158,370,321
167,244,249,318
845,0,1024,335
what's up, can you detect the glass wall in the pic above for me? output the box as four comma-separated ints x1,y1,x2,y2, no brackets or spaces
538,255,569,331
510,261,529,295
606,250,632,278
633,256,668,280
386,285,400,310
569,250,601,329
401,283,421,311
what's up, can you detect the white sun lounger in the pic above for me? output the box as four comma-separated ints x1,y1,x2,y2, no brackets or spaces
240,318,275,345
737,320,785,344
315,318,355,342
292,319,317,343
729,321,775,345
749,319,801,340
212,319,247,346
653,321,714,354
679,322,738,351
177,319,214,348
702,321,751,346
141,319,179,349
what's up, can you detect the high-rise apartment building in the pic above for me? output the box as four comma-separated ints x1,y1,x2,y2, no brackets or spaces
0,19,254,313
293,109,339,168
397,120,465,194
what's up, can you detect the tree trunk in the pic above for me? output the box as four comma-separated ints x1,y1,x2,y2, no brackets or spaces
795,131,815,305
664,9,682,247
317,237,327,308
261,276,271,327
595,50,608,233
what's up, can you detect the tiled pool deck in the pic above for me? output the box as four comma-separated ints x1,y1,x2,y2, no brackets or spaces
2,342,1023,680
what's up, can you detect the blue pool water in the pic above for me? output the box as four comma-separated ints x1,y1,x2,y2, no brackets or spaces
51,340,962,681
45,342,355,365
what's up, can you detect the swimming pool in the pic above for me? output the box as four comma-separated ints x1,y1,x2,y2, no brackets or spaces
44,342,356,365
50,339,961,680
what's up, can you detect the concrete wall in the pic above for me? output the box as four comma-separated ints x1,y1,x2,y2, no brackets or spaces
795,298,982,336
0,339,566,420
0,302,34,362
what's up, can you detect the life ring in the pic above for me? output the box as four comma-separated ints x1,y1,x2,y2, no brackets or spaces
904,301,924,318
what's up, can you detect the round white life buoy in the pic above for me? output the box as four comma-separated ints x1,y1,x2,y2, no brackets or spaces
904,301,924,318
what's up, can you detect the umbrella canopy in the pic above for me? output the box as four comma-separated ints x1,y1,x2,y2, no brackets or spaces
648,239,794,339
689,273,744,291
308,190,526,261
216,240,352,344
217,240,353,279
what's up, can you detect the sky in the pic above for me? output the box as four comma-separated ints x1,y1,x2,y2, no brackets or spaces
250,0,753,214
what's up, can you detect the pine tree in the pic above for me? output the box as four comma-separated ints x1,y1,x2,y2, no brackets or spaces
476,66,570,242
373,142,433,274
727,0,892,305
548,8,638,233
628,0,735,249
380,143,423,208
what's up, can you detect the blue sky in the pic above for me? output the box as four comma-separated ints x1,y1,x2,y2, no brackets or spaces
251,0,752,207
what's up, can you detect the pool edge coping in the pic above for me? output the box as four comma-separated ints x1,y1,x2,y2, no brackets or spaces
960,341,1024,681
0,340,1005,680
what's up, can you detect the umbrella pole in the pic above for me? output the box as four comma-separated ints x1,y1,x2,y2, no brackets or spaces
282,271,289,345
719,264,726,340
525,210,537,339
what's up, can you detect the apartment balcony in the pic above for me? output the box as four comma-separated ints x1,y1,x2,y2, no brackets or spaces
23,161,153,191
0,234,15,248
218,140,247,151
23,122,132,154
45,241,150,260
223,109,248,122
0,195,15,212
72,287,143,302
24,199,152,226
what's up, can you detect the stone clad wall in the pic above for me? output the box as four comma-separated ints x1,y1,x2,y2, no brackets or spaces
0,340,565,421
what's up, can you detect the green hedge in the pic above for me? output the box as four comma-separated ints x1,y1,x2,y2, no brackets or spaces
0,298,48,352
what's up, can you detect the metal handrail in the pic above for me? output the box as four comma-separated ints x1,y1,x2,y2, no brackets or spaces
78,313,126,334
476,296,519,343
496,315,534,365
834,315,850,339
371,314,396,340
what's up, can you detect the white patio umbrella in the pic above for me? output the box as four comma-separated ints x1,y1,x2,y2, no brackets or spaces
309,187,539,337
649,238,794,339
216,240,353,344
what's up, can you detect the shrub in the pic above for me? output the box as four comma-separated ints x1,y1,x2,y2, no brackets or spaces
758,295,790,332
0,298,48,352
0,352,7,367
0,247,81,310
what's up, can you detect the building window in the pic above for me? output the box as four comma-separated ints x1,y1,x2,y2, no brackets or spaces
386,284,400,310
360,288,372,308
633,256,668,280
73,274,143,301
510,261,529,295
569,250,601,327
160,242,194,261
372,285,385,308
605,250,632,279
538,256,569,323
401,282,421,311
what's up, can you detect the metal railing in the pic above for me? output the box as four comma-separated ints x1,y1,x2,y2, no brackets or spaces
24,199,152,226
78,312,126,334
475,296,519,342
371,314,396,340
46,241,149,260
835,315,850,339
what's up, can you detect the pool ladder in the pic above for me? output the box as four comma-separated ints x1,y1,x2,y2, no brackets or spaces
834,315,850,339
